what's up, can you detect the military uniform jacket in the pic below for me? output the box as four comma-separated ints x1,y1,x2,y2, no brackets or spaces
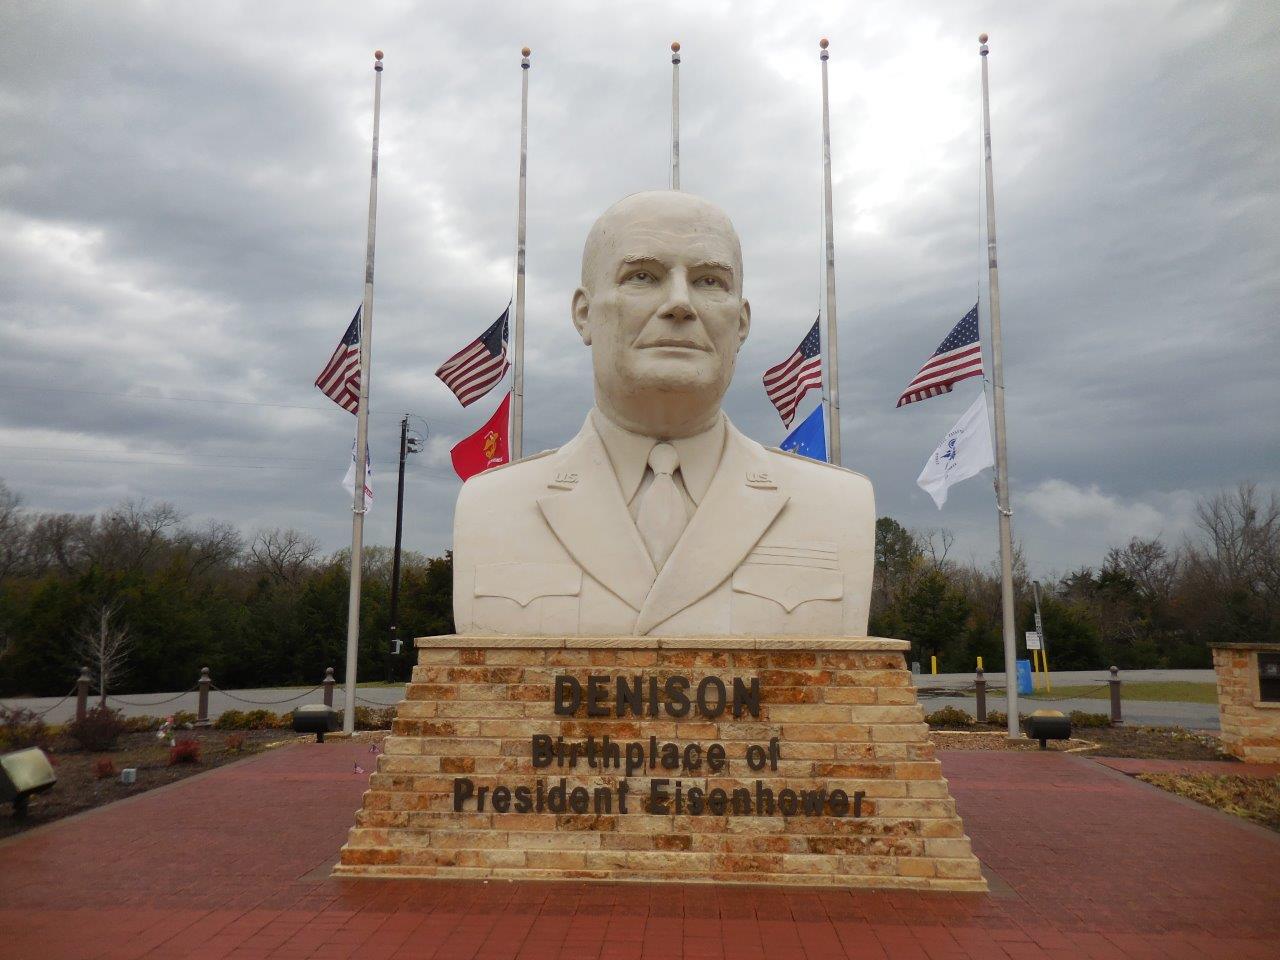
452,411,874,637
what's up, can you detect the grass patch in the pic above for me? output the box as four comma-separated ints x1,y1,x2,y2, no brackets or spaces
1137,773,1280,831
1023,681,1218,704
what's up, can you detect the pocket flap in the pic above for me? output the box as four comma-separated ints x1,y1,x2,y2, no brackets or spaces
732,565,842,613
475,563,582,608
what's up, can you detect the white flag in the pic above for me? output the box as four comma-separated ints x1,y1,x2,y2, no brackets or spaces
342,440,373,513
917,392,994,509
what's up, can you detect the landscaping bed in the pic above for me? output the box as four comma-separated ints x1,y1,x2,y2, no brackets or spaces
0,727,302,839
1137,773,1280,831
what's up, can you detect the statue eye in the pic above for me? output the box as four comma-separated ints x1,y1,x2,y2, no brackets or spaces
626,270,654,284
696,275,727,289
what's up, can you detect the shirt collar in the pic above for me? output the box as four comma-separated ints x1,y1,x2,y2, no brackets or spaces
590,407,726,505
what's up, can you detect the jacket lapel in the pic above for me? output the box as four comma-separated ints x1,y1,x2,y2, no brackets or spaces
537,418,655,613
635,422,788,634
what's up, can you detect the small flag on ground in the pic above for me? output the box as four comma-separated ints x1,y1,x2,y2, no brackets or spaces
780,403,827,463
763,318,823,428
315,307,362,414
896,303,983,408
917,391,994,509
436,306,510,407
451,391,511,481
342,439,373,512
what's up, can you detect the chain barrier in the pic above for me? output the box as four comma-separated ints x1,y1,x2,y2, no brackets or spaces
105,683,199,707
1,686,79,719
354,694,400,707
209,683,322,706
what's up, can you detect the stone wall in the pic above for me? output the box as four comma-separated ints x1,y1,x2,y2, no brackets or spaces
1212,643,1280,763
334,636,986,891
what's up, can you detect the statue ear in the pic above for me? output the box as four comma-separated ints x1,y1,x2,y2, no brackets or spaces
736,299,751,349
571,288,592,345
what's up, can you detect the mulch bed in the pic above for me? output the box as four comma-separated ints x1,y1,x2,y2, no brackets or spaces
929,722,1233,760
1137,772,1280,831
0,728,307,840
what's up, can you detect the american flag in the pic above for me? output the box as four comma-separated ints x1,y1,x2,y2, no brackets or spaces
314,307,362,414
763,318,823,428
436,307,510,407
896,304,983,408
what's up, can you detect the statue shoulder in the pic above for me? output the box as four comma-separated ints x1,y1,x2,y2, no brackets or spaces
763,445,872,486
456,447,559,504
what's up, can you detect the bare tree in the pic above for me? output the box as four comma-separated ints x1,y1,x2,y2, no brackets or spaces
0,481,27,581
249,528,320,586
75,603,132,705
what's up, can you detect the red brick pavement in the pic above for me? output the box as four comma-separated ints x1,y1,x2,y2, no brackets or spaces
0,743,1277,960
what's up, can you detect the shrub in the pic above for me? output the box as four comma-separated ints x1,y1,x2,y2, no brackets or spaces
1068,710,1112,729
124,715,162,733
0,706,51,750
354,705,396,731
985,711,1007,727
93,757,117,779
225,732,247,753
214,709,248,730
925,705,975,730
169,738,201,765
67,705,128,751
170,710,197,728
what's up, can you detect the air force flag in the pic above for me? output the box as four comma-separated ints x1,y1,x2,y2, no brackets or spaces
917,392,994,509
780,403,827,463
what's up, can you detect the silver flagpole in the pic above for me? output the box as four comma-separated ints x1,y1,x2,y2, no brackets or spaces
979,33,1020,738
342,49,383,736
511,46,530,461
670,41,681,189
819,38,842,466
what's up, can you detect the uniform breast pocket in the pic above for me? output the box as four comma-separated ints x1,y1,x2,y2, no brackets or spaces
730,565,843,636
473,562,581,635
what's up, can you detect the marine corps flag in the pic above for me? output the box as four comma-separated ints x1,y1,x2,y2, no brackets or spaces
451,391,511,481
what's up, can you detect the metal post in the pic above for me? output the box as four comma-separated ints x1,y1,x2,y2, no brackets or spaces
819,38,842,466
975,668,987,724
1033,579,1051,693
1109,666,1123,725
670,41,681,189
76,666,90,722
388,414,408,661
323,667,336,708
979,33,1019,739
511,47,530,462
196,667,211,726
343,50,384,736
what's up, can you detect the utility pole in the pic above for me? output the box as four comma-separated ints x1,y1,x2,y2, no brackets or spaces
388,415,422,677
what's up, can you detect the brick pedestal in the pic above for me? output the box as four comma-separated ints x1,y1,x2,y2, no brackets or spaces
1212,643,1280,763
335,635,986,891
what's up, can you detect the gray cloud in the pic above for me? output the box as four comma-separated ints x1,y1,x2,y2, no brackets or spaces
0,0,1276,578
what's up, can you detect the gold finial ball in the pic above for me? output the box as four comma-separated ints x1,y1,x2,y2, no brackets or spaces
374,50,384,61
671,41,680,52
522,46,531,57
819,38,829,49
978,33,988,44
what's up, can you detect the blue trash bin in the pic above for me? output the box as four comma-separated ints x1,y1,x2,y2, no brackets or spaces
1015,659,1033,695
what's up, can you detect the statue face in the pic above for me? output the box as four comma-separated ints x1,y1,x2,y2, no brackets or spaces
573,193,751,429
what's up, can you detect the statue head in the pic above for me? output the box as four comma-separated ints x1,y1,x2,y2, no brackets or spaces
572,191,751,438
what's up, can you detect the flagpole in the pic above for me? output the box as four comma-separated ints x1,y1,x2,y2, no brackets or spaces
342,49,383,736
670,41,681,189
979,33,1020,739
819,38,842,466
511,46,530,462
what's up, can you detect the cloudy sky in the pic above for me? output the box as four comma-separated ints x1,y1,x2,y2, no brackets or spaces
1,0,1276,578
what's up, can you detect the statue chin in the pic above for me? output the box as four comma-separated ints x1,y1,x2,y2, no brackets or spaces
607,354,732,406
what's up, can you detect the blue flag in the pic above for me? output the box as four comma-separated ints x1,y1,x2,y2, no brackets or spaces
780,403,826,462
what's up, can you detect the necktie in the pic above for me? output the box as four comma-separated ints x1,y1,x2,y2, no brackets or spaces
636,443,686,568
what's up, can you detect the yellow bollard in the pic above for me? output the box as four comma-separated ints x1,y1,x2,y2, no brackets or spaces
930,655,938,675
976,655,984,671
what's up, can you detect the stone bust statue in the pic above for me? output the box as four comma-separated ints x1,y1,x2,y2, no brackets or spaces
452,191,874,637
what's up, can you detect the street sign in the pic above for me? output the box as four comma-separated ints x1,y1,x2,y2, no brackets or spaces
1025,631,1042,651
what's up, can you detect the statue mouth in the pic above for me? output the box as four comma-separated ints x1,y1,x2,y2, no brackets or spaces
640,337,710,352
